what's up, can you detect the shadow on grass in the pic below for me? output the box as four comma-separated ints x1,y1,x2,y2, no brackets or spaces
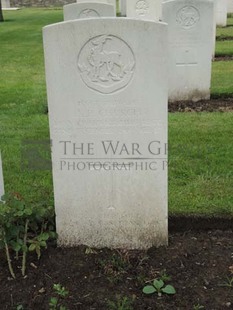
1,19,16,23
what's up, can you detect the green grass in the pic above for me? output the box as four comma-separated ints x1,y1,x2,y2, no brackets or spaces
211,61,233,96
169,113,233,215
0,9,63,203
216,26,233,38
0,9,233,216
215,40,233,56
215,16,233,56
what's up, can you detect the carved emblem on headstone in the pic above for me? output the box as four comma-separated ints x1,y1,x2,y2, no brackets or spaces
79,9,100,19
78,35,135,94
135,0,149,16
176,6,200,29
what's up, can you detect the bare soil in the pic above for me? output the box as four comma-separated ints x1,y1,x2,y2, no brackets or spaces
168,98,233,112
0,228,233,310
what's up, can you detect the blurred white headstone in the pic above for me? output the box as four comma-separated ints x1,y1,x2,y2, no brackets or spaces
120,0,127,16
2,0,10,8
0,152,5,200
216,0,227,26
64,2,115,20
163,0,214,101
127,0,162,21
227,0,233,12
76,0,116,14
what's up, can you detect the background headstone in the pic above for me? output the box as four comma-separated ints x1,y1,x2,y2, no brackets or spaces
216,0,227,26
43,18,168,249
162,0,214,101
76,0,116,13
127,0,162,21
64,2,115,20
2,0,11,8
1,0,20,10
227,0,233,12
120,0,127,16
213,0,217,59
0,152,5,201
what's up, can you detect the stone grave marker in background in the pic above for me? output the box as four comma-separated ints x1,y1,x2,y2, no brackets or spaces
0,153,5,201
127,0,162,21
76,0,116,14
162,0,214,101
216,0,227,26
120,0,127,16
227,0,233,12
2,0,10,8
2,0,20,10
64,2,115,21
43,18,168,249
212,0,217,59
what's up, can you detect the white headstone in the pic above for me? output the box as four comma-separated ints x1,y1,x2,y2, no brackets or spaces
64,3,115,21
216,0,228,26
227,0,233,12
213,0,217,58
43,18,168,249
162,0,214,101
1,0,20,10
0,153,5,201
2,0,10,8
76,0,116,14
120,0,127,16
127,0,162,21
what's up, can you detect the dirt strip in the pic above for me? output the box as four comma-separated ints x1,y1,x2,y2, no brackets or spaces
168,99,233,112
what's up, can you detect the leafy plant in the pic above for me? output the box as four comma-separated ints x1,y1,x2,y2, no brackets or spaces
107,295,134,310
159,269,172,282
49,284,69,310
143,279,176,297
0,193,56,278
99,252,130,283
219,276,233,288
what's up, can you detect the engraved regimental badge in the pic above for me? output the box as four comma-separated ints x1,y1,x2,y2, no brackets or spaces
79,9,100,19
176,6,200,29
78,35,135,94
135,0,149,16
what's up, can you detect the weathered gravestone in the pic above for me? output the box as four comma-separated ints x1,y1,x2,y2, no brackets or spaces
216,0,227,26
212,0,217,59
227,0,233,12
1,0,20,10
162,0,214,101
64,2,115,21
0,153,4,201
76,0,116,14
43,18,168,249
1,0,10,8
120,0,127,16
127,0,162,21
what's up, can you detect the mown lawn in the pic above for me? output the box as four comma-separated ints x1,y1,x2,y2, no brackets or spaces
0,9,233,216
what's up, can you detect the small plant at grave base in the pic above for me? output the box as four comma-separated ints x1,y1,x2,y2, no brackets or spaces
49,284,69,310
0,193,56,278
159,269,172,282
142,278,176,297
219,276,233,288
107,295,135,310
193,304,205,310
99,251,130,283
